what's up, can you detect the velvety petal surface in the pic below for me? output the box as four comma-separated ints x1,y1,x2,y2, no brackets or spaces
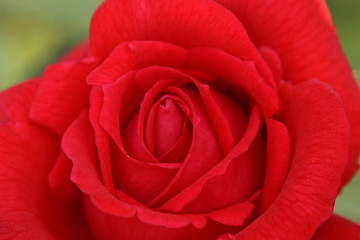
226,80,350,239
30,61,96,134
0,80,92,240
260,119,291,213
215,0,360,185
84,195,238,240
63,110,245,239
87,41,188,85
89,0,275,89
312,214,360,240
48,152,80,202
157,106,262,212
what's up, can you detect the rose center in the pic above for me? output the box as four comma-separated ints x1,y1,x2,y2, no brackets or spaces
145,95,192,163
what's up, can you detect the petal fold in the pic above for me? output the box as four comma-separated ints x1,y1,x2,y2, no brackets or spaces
231,80,350,239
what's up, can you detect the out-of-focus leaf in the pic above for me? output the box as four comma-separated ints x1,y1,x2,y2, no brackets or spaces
0,0,101,90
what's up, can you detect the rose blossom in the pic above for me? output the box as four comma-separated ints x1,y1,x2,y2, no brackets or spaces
1,0,360,239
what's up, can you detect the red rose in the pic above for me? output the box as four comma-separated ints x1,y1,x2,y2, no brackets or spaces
1,0,360,239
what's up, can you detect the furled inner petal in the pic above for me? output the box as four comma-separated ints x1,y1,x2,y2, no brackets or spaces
153,97,185,157
96,55,274,212
111,140,181,204
194,80,249,154
180,130,265,213
89,86,115,193
147,86,223,206
156,106,263,213
260,119,290,213
186,47,279,118
122,112,158,163
157,118,192,163
145,95,192,163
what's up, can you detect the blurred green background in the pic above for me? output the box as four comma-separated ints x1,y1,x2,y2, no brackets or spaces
0,0,359,223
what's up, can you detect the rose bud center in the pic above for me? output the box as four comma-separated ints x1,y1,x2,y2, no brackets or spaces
145,95,192,163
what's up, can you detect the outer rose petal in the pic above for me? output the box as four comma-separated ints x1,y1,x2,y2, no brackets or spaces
215,0,360,185
30,61,95,134
89,0,276,89
0,80,92,240
63,110,240,239
227,80,350,239
312,214,360,240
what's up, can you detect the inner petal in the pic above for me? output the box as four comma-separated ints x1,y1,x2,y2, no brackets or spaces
145,94,193,163
153,97,185,157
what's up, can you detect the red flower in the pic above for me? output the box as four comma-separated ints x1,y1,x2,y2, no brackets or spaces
1,0,359,239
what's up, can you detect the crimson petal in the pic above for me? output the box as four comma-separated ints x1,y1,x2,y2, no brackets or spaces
216,0,360,186
30,61,95,134
260,119,291,213
312,214,360,240
230,80,350,239
157,106,261,212
0,80,92,240
89,0,275,89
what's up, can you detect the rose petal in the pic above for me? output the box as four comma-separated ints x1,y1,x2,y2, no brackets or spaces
100,71,143,150
180,129,265,213
63,110,197,234
115,190,148,208
90,0,275,89
62,109,136,218
100,68,189,155
89,87,115,193
30,61,95,134
87,41,188,85
230,80,350,239
157,106,261,212
194,80,248,154
0,80,92,240
157,118,192,163
207,203,254,227
84,196,236,240
122,111,159,163
48,152,80,202
151,98,186,157
110,143,181,204
194,83,234,154
148,86,223,206
143,94,192,163
312,214,360,240
186,48,279,118
207,87,249,145
216,0,360,186
260,119,291,213
258,46,283,85
136,78,190,163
